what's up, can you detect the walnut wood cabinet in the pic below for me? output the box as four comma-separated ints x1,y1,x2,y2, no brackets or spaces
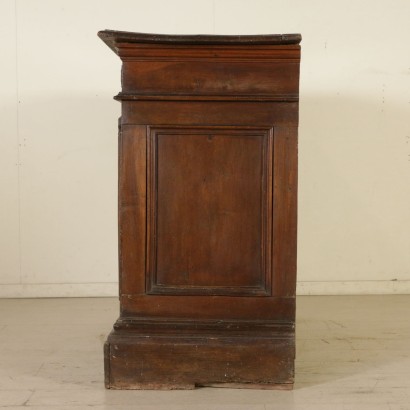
99,30,301,390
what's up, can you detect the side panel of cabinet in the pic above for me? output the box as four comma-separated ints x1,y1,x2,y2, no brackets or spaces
118,123,297,320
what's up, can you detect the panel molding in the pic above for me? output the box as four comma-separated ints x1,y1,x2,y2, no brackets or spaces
146,125,274,297
115,93,299,102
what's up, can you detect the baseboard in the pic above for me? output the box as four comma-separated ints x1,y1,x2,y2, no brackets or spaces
0,280,410,298
297,280,410,295
0,283,118,298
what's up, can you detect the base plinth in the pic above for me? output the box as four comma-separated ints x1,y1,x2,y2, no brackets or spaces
104,318,295,390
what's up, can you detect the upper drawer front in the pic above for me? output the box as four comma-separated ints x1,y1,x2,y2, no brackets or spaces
118,44,300,100
121,60,299,99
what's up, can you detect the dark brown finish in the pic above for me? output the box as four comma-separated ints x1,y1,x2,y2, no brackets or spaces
106,319,295,390
98,30,301,51
100,29,301,390
120,60,299,99
147,126,273,297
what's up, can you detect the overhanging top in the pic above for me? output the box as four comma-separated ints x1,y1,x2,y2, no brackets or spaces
98,30,302,55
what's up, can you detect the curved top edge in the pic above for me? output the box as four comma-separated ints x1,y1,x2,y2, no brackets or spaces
98,30,302,54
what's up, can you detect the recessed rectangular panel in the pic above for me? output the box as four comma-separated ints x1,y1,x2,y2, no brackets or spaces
147,127,273,296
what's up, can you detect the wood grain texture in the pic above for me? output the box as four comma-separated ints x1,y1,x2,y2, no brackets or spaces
272,126,298,297
98,30,301,52
120,294,295,321
146,126,273,296
122,101,299,126
105,319,295,389
100,30,301,390
116,43,300,61
121,60,299,98
118,125,146,295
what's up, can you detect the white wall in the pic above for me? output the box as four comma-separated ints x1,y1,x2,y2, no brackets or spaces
1,0,409,297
